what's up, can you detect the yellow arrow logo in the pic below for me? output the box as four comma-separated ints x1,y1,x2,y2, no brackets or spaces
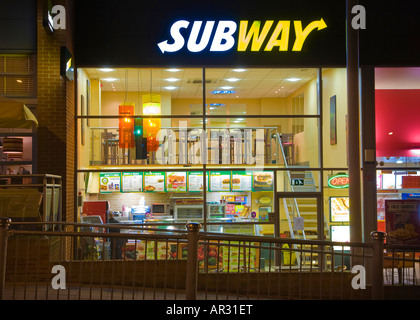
292,18,327,51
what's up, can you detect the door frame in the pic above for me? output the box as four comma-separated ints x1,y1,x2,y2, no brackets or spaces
275,192,323,240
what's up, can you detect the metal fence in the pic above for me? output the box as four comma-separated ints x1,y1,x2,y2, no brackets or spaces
0,218,419,300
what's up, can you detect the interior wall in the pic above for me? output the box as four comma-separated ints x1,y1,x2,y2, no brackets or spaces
375,89,420,157
321,68,348,168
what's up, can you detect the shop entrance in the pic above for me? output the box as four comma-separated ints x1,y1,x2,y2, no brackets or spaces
275,192,322,240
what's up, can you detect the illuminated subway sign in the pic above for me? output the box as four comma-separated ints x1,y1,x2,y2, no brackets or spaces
328,174,349,189
157,19,327,53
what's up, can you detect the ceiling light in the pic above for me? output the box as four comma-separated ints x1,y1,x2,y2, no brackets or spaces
102,77,118,82
225,78,240,82
212,90,235,94
286,77,301,82
411,149,420,155
220,86,233,90
166,68,181,72
233,69,247,72
164,86,177,90
165,78,179,82
99,68,115,72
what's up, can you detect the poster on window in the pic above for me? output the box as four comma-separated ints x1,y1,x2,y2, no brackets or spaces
385,199,420,244
330,197,350,222
99,172,121,193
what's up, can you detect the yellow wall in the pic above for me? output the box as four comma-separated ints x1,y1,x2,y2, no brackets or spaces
321,68,348,168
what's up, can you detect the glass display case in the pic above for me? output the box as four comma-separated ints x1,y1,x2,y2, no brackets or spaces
207,204,225,218
174,205,203,219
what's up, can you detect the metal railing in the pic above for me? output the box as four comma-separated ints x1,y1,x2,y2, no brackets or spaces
0,218,419,300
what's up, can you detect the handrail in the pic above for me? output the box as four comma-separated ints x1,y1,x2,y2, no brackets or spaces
277,132,306,240
6,220,372,249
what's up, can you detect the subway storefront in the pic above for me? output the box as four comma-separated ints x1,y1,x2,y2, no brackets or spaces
73,1,420,243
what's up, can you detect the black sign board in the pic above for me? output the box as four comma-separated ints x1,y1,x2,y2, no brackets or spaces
73,0,420,68
74,0,346,68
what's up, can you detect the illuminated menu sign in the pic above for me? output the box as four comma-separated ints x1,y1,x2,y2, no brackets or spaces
188,172,205,192
253,171,274,191
121,172,143,192
209,171,231,192
99,172,121,193
166,172,187,192
143,172,165,192
231,171,253,192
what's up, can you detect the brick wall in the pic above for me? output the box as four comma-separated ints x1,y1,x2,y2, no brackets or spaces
36,0,74,223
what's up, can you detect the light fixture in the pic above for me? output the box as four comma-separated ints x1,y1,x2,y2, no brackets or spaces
165,78,179,82
143,94,161,152
164,86,177,90
119,104,135,149
3,137,23,154
286,77,301,82
212,90,235,94
225,78,240,82
220,86,233,90
166,68,181,72
99,68,115,72
232,69,247,72
412,149,420,154
102,77,118,82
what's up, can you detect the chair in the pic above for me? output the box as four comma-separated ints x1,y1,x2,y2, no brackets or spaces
384,251,417,285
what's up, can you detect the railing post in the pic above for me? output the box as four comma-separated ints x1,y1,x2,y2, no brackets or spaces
371,231,386,300
185,222,201,300
0,218,11,300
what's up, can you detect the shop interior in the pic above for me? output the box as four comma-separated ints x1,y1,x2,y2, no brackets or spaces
75,66,420,241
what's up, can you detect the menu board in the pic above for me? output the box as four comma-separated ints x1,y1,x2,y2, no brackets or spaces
231,171,252,192
121,172,143,192
330,197,350,222
209,171,231,191
188,171,205,192
99,172,121,193
143,172,165,192
166,172,187,192
252,171,274,191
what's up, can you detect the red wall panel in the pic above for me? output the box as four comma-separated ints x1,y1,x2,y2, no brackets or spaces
375,89,420,157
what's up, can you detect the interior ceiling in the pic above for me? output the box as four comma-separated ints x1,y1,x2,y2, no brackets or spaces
375,68,420,89
84,67,318,99
84,67,420,99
